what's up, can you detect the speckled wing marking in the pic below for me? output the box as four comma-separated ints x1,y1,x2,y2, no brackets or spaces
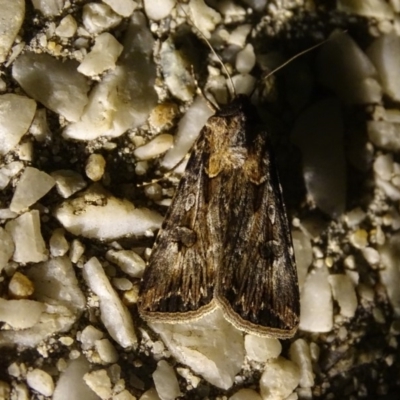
138,95,299,337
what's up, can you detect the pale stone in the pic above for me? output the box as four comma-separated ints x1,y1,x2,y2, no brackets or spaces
345,207,367,227
27,256,86,312
289,339,314,388
0,298,45,329
144,0,175,20
69,239,85,264
95,339,119,363
31,0,65,17
49,228,69,257
83,257,137,348
259,357,300,400
0,161,24,190
349,229,368,249
51,170,87,198
103,0,137,17
82,3,122,35
134,134,174,160
187,0,222,39
299,267,333,333
55,14,77,37
153,360,181,400
244,335,282,363
368,33,400,102
10,167,55,213
0,0,25,63
85,153,106,181
161,96,213,170
228,24,252,47
159,37,196,102
106,249,146,278
12,52,89,122
114,390,137,400
8,272,34,299
64,12,157,140
53,357,99,400
291,230,312,290
83,369,112,400
78,33,123,77
374,153,393,181
367,120,400,151
80,325,104,350
26,368,54,397
236,44,256,74
0,227,14,272
231,74,256,95
361,246,380,265
30,109,50,142
0,94,36,155
150,308,244,390
5,210,48,264
328,274,358,318
55,185,163,241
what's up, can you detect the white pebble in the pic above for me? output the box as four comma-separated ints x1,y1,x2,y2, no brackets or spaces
289,339,314,388
328,274,358,318
95,339,119,363
55,186,163,241
259,357,300,400
51,170,87,199
144,0,175,20
69,239,85,264
106,249,146,278
85,153,106,181
236,44,256,74
78,33,123,77
26,368,54,397
103,0,137,17
299,267,333,333
83,369,112,400
244,335,282,362
83,257,137,348
80,325,104,350
5,210,48,263
55,15,77,38
134,134,174,160
50,228,69,257
374,153,394,180
228,24,252,47
153,360,181,400
0,94,36,155
344,207,367,227
0,298,45,329
82,3,122,34
361,246,380,265
231,74,256,95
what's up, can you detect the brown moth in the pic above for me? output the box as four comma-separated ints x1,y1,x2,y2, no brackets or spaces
138,91,299,338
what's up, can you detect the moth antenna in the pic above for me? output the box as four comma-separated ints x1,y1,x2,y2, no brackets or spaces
178,2,237,100
190,65,218,112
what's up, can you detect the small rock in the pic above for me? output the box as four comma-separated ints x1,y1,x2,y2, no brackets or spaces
244,335,282,363
8,271,34,298
5,210,48,264
49,228,69,257
148,102,179,131
103,0,137,17
78,33,123,77
55,15,77,37
85,154,106,181
51,170,87,199
95,339,119,364
80,325,104,350
106,249,146,278
0,298,45,329
349,229,368,249
0,227,15,272
26,368,54,397
153,360,181,400
83,369,112,400
134,134,174,160
144,0,175,20
236,44,256,74
289,339,314,388
82,3,122,35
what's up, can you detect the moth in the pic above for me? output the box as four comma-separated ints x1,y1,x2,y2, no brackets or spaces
138,90,300,338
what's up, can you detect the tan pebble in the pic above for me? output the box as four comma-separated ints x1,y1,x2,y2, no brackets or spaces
8,271,34,298
148,102,179,130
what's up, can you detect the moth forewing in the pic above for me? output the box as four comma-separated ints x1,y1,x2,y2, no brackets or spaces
138,95,300,338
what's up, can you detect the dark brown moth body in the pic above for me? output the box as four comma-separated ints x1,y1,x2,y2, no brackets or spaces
138,94,299,338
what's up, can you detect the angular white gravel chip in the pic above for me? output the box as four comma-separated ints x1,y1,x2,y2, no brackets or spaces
153,360,181,400
26,368,54,397
0,94,36,155
0,0,25,63
83,257,137,348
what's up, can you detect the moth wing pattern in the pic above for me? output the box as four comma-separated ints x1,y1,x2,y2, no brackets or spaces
213,124,300,337
138,132,218,321
207,96,299,338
